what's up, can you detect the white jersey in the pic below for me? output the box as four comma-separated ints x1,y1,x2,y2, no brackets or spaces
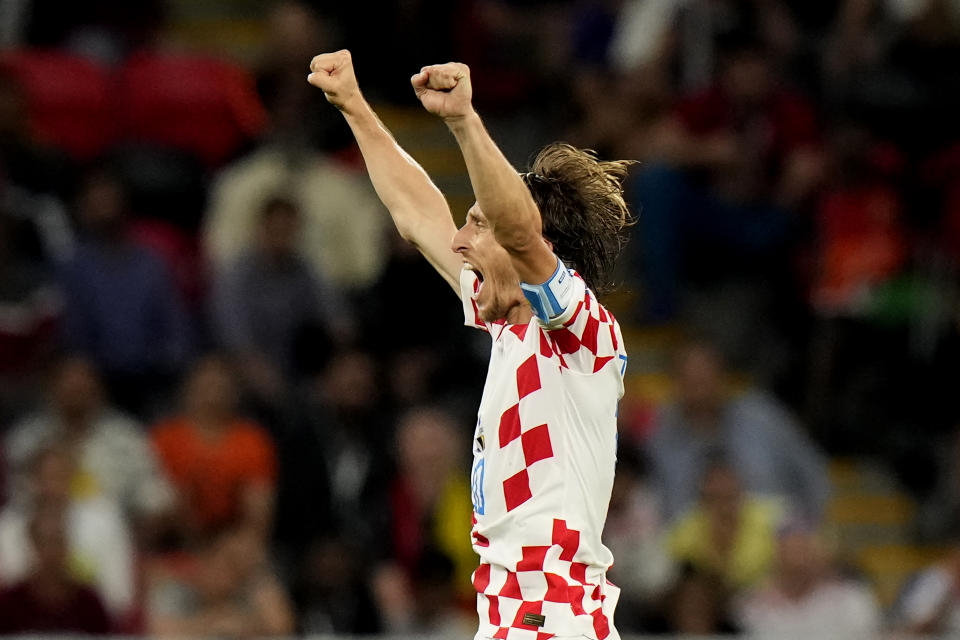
460,266,627,640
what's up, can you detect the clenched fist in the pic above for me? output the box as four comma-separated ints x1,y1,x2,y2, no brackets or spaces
411,62,474,121
308,49,362,113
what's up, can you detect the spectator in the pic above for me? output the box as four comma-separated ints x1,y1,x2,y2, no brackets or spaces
803,125,913,453
389,407,474,591
146,527,294,637
283,348,392,634
667,565,739,635
603,446,674,631
407,546,476,636
58,166,191,416
647,341,830,522
296,537,382,634
667,457,782,592
0,503,110,634
5,355,174,526
151,355,277,544
734,519,881,637
0,445,134,621
362,235,482,410
631,30,822,321
0,211,62,420
373,406,473,632
254,1,352,153
809,125,907,314
289,348,392,546
211,196,347,404
203,145,387,294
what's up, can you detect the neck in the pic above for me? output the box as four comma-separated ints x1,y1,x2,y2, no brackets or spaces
192,411,228,434
685,404,722,429
61,412,92,436
779,570,819,600
504,303,533,325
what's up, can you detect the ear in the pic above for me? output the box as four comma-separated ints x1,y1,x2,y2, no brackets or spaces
543,237,553,252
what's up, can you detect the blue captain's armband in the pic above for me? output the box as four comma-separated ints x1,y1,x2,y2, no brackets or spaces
521,258,574,323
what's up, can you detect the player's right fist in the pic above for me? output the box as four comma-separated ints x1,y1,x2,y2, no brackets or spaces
308,49,362,113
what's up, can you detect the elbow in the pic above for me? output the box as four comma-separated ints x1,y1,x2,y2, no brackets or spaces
387,203,423,244
394,212,430,246
396,222,416,243
395,222,422,247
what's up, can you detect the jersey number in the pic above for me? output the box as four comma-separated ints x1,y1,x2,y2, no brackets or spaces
471,457,485,515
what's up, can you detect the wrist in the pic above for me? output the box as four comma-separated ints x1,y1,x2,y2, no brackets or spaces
341,94,373,123
338,91,369,117
444,109,480,134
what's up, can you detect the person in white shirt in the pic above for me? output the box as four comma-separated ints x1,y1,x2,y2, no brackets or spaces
308,50,635,640
0,445,135,621
4,356,174,523
734,519,881,638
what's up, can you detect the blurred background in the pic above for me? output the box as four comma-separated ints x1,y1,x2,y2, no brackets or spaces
0,0,959,637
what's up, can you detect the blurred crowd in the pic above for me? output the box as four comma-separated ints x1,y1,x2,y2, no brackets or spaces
1,0,960,636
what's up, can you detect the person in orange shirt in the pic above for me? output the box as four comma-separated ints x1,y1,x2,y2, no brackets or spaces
151,355,277,545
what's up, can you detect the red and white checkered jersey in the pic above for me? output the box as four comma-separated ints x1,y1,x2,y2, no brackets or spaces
460,266,627,640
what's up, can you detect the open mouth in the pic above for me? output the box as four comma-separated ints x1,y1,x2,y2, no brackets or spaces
464,262,485,294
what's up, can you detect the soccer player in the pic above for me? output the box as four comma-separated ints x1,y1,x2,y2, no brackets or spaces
308,50,633,640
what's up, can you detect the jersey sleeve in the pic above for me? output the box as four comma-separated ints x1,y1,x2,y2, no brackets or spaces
541,272,627,379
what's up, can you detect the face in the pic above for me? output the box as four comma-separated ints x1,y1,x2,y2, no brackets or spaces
266,1,322,65
452,204,527,322
676,345,724,414
78,173,126,234
700,465,742,525
52,358,103,424
184,357,237,420
778,528,824,579
259,204,300,260
397,409,458,474
723,51,772,106
321,350,377,413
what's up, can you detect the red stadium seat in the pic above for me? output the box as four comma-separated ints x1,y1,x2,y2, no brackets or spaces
115,51,267,167
0,49,115,160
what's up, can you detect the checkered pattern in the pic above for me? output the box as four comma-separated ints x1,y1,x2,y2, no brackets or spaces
461,267,624,380
460,266,625,640
497,353,555,512
472,519,615,640
540,290,623,377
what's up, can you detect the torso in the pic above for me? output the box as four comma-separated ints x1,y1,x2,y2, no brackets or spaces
461,268,626,640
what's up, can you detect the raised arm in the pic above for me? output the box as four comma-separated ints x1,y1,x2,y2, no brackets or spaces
411,63,557,285
308,50,461,291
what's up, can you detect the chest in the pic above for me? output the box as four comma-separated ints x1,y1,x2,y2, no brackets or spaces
477,324,562,430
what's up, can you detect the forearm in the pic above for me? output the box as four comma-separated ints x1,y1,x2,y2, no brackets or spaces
342,100,450,241
446,111,542,249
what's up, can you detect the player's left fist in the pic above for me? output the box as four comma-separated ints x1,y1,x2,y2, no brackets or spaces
411,62,474,121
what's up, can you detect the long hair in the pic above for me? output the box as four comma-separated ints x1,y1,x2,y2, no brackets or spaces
521,143,635,295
